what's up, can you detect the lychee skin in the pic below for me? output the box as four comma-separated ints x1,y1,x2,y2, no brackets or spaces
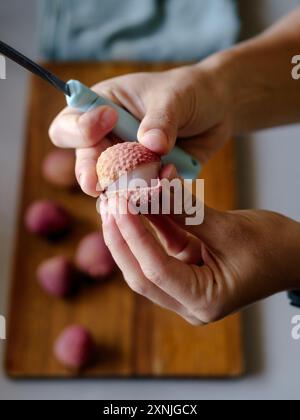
37,256,76,298
96,142,161,192
42,149,77,189
25,200,71,239
75,231,116,280
54,325,95,370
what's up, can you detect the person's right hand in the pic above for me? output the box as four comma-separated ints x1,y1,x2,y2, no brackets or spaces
49,60,233,197
99,166,300,324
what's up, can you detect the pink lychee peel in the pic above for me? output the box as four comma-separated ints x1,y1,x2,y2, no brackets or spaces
54,325,95,370
75,231,116,280
96,142,162,206
37,256,76,298
25,200,71,238
42,149,77,189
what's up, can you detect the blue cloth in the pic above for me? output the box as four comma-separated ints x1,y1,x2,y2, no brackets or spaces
39,0,239,61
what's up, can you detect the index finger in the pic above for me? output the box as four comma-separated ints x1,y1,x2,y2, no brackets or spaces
110,197,211,312
49,105,118,149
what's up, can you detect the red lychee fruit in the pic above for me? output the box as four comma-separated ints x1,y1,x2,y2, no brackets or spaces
96,142,161,204
75,231,115,280
25,200,71,239
42,149,77,189
54,325,95,370
37,256,76,298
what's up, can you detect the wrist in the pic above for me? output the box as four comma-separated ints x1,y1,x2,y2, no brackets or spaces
197,43,272,135
236,210,300,295
194,47,255,127
270,212,300,292
197,52,233,103
191,52,234,121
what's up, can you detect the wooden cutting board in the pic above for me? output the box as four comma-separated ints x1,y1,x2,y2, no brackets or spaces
5,62,244,378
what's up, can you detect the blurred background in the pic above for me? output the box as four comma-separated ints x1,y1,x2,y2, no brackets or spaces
0,0,300,400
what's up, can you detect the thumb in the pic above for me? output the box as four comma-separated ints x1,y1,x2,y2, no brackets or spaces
137,98,179,155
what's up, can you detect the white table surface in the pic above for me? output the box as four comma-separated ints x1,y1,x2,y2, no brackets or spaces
0,0,300,400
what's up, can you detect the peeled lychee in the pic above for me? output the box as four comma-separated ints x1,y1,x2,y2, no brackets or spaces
37,256,76,298
54,325,95,370
42,149,77,189
75,231,115,280
96,142,161,200
25,200,71,239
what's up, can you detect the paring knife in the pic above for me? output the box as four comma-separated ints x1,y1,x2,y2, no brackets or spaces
0,40,201,179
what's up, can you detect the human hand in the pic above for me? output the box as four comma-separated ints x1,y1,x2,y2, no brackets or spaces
99,167,300,324
49,61,232,197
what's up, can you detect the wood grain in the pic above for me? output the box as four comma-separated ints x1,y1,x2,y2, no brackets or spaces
5,62,244,378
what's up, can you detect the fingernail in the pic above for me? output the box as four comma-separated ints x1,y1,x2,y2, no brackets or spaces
141,129,168,154
100,107,118,130
79,172,97,197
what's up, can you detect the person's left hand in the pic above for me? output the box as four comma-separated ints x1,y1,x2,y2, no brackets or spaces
48,63,232,197
99,167,300,325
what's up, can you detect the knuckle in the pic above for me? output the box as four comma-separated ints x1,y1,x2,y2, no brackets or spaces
188,265,222,324
186,316,203,326
99,87,119,103
102,238,113,249
200,311,216,324
117,217,130,235
151,108,176,127
195,307,220,324
143,258,173,287
105,235,124,251
126,278,149,296
143,265,164,287
77,119,96,146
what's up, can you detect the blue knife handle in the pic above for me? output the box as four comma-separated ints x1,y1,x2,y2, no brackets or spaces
66,80,201,179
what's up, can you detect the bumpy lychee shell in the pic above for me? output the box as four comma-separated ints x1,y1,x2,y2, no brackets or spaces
42,149,77,189
54,325,95,370
37,256,76,298
75,232,116,280
25,200,71,239
96,142,161,192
